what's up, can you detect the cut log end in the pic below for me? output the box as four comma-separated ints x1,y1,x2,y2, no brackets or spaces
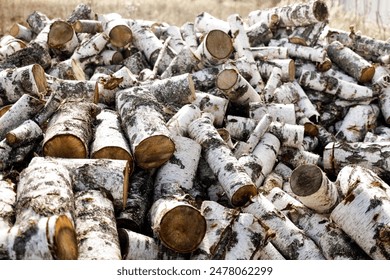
43,135,87,158
313,0,329,22
91,147,133,162
48,21,74,48
231,184,258,207
135,135,175,169
32,64,48,94
206,29,233,60
288,59,296,82
216,68,238,90
360,66,375,83
290,164,323,196
109,25,132,48
159,205,206,253
304,123,319,136
0,105,12,117
54,215,78,260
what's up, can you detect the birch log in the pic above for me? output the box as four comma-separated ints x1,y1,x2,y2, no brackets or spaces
180,22,199,51
331,165,390,259
327,41,375,83
243,194,325,260
26,11,50,34
268,121,305,149
149,195,206,253
246,21,274,47
0,64,47,104
194,12,230,34
0,179,15,260
257,58,295,82
116,87,175,169
249,102,296,124
43,99,99,158
47,20,79,55
189,115,257,206
71,32,110,63
90,108,133,166
225,115,256,141
5,119,43,148
166,104,202,137
72,20,103,34
66,3,93,23
288,22,327,47
74,189,122,260
192,91,228,127
100,13,132,48
0,94,44,141
9,23,34,42
0,40,26,61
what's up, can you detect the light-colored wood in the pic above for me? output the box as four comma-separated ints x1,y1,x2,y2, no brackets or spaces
48,20,79,55
9,23,33,42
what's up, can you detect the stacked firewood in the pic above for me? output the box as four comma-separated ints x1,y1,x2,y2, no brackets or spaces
0,0,389,260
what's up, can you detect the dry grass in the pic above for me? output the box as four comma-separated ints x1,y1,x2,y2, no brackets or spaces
0,0,388,40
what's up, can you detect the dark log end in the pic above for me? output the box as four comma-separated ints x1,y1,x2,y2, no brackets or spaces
231,184,258,207
117,227,130,259
135,135,175,169
290,164,323,196
159,205,206,253
313,0,329,22
54,215,78,260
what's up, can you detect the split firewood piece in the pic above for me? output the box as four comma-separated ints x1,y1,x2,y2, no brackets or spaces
188,115,258,206
299,70,374,101
116,87,175,169
48,58,85,80
72,20,103,34
5,119,43,148
149,194,206,254
0,39,26,60
290,164,339,214
43,99,100,158
249,102,296,125
216,67,262,105
261,185,368,260
0,64,47,104
99,13,132,48
118,228,186,260
116,167,154,231
257,58,295,82
336,104,380,142
193,30,233,68
331,165,390,259
66,3,93,24
47,20,79,56
9,23,34,42
128,19,173,72
194,12,230,34
288,22,327,47
180,22,199,51
243,194,325,260
248,0,328,28
74,189,122,260
246,21,274,47
238,133,281,187
327,41,375,83
228,14,265,92
233,114,273,157
323,141,390,182
154,136,201,198
7,214,78,260
192,91,228,127
0,94,44,141
167,104,202,137
268,121,305,149
0,179,16,260
91,108,133,164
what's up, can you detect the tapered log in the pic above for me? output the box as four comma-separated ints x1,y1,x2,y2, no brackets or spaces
288,22,327,47
192,91,228,127
257,58,295,82
116,87,175,169
9,23,34,42
7,214,78,260
100,13,132,48
216,68,261,105
327,41,375,83
336,104,380,142
5,119,42,148
262,185,368,260
43,99,99,158
249,102,296,124
166,104,202,137
290,164,339,213
74,189,121,260
149,195,206,253
243,194,325,260
323,141,390,181
0,94,44,141
194,30,233,67
155,136,201,197
48,20,79,55
0,64,47,104
331,165,390,259
188,115,257,206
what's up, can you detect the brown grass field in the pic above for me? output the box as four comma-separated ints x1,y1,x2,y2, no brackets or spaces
0,0,388,40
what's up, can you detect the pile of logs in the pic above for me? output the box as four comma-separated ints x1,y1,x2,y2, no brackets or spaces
0,0,389,260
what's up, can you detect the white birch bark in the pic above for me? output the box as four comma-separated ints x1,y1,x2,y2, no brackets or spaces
257,58,295,82
0,94,44,141
246,21,274,47
0,40,26,60
188,116,258,206
0,179,15,260
192,91,228,127
225,115,256,141
75,189,121,260
331,165,390,259
47,20,79,55
9,23,34,42
180,22,199,51
119,228,161,260
5,119,42,147
71,32,110,62
279,147,321,169
263,67,283,103
194,12,230,34
293,81,321,123
166,104,202,137
288,22,327,47
269,121,305,149
249,102,296,124
379,87,390,124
